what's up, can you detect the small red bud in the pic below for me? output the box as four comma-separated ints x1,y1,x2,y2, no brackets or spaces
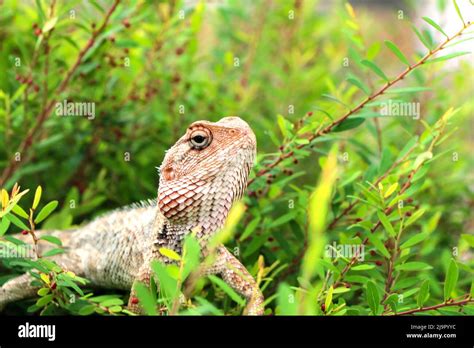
376,260,383,266
370,250,376,256
131,297,139,304
21,230,29,235
34,28,42,36
307,111,313,116
345,283,352,288
321,303,326,312
407,198,413,203
122,19,131,28
405,211,412,217
33,85,40,92
51,282,57,290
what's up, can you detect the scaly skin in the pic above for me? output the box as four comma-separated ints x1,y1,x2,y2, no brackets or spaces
0,117,264,315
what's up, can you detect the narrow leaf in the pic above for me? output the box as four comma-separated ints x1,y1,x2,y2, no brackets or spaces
366,281,380,315
34,201,59,224
422,17,448,38
425,52,471,64
385,40,410,66
361,59,389,82
158,247,181,261
417,279,430,308
377,211,396,237
33,186,42,210
444,259,459,301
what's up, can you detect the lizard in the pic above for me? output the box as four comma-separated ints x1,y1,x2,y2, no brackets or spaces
0,116,264,315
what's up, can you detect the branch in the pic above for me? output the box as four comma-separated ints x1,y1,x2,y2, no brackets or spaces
388,296,473,316
247,21,472,188
0,0,121,187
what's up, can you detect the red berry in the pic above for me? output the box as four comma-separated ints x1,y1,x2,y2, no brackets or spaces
34,28,42,36
21,230,29,235
405,211,412,217
131,297,139,304
51,282,57,290
321,303,326,312
376,260,383,266
307,111,313,116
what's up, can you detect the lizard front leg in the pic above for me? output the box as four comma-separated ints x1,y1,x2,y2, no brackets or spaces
127,263,151,314
207,246,264,315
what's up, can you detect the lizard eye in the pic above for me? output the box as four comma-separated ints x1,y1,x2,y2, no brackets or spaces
189,129,212,149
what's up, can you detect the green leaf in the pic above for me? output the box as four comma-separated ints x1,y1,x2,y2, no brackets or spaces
42,248,65,257
322,94,350,108
239,216,261,242
5,213,30,231
277,114,292,139
325,286,334,312
366,281,380,315
79,305,96,315
453,0,465,26
377,211,396,237
12,204,29,219
361,59,389,82
422,17,448,38
33,186,42,210
100,298,124,307
347,76,370,95
36,294,53,307
40,235,62,246
208,275,245,306
158,247,181,261
351,264,376,271
386,87,431,94
276,283,297,315
42,16,58,33
444,259,459,301
134,282,157,315
417,279,430,308
385,40,410,66
37,287,50,296
333,117,365,132
0,217,11,236
400,232,428,249
367,233,391,259
425,52,471,64
411,24,433,50
34,201,59,224
404,209,426,227
395,262,432,271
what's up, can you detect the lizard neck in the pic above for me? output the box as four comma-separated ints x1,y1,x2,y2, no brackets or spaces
152,175,236,254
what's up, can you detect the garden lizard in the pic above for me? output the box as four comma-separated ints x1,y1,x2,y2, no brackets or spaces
0,116,264,315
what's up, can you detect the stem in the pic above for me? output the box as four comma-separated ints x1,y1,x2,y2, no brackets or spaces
388,297,473,316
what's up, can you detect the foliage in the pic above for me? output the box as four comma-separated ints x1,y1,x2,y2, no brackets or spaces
0,0,473,316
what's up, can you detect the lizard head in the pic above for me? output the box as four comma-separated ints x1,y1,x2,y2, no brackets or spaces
157,116,256,233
